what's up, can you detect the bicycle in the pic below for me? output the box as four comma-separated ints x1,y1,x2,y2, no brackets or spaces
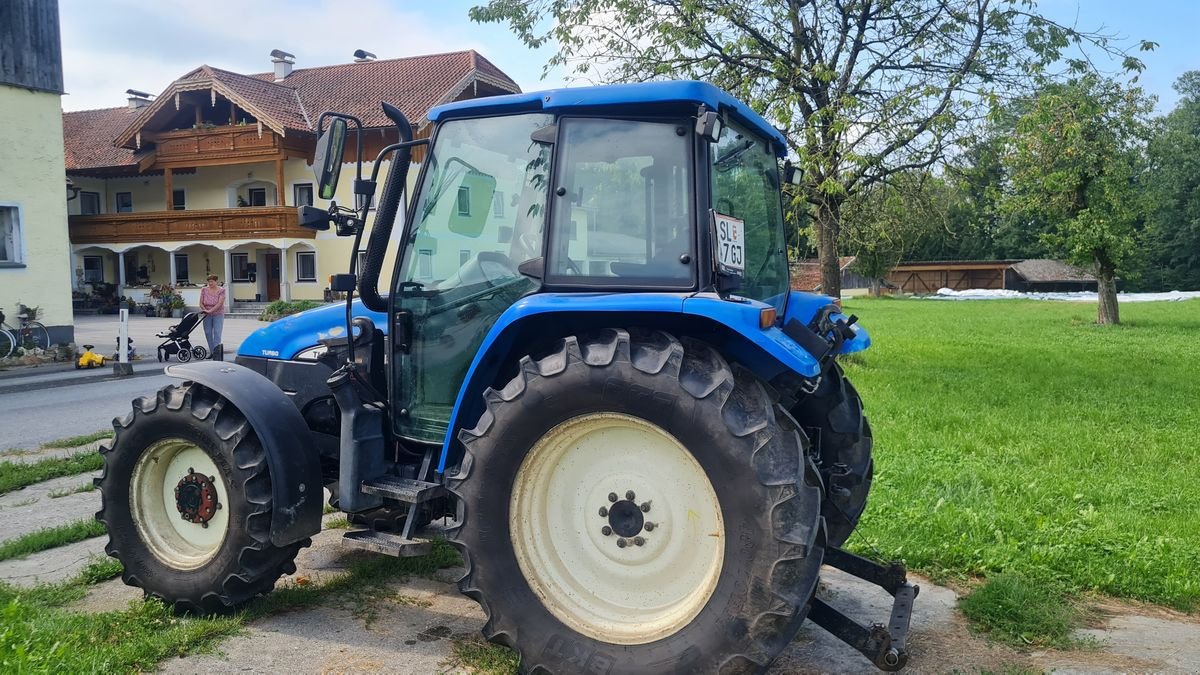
0,305,51,360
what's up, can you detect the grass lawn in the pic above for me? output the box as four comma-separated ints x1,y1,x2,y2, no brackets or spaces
840,297,1200,611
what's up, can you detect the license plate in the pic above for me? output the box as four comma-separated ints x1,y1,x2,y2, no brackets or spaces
713,212,745,274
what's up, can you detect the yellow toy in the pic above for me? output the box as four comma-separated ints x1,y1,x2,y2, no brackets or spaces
76,344,106,369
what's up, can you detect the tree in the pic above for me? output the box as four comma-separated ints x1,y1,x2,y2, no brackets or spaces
1142,72,1200,292
1002,75,1152,324
470,0,1153,296
841,172,949,296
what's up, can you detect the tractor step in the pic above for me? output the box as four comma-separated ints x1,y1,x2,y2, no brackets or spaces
360,475,446,503
809,546,919,672
342,529,432,557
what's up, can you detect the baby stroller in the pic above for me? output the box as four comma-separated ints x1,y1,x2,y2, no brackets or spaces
156,311,208,362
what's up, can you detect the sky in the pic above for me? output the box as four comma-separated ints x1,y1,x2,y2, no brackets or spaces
58,0,1198,114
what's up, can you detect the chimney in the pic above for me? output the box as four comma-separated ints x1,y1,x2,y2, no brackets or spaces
353,49,377,63
125,88,153,109
270,49,295,81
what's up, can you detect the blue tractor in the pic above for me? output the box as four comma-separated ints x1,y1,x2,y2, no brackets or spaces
97,82,915,672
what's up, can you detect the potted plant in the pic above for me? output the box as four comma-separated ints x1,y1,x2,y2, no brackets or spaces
170,296,186,318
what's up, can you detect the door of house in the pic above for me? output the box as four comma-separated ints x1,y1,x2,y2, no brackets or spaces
265,253,281,300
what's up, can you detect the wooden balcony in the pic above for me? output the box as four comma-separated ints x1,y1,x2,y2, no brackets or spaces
69,207,313,245
148,125,283,168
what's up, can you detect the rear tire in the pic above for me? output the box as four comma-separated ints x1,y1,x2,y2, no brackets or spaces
449,329,825,673
95,382,307,613
791,363,873,547
177,348,192,363
191,346,208,361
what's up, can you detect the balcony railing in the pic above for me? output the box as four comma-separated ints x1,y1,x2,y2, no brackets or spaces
69,207,312,244
151,125,282,166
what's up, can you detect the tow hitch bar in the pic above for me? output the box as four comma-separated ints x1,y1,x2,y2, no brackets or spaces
809,546,919,671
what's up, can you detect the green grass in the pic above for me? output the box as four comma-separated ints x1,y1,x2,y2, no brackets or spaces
841,298,1200,611
49,482,96,499
0,452,103,496
959,573,1085,647
324,516,350,530
0,519,108,562
0,540,461,672
449,636,520,674
40,430,113,449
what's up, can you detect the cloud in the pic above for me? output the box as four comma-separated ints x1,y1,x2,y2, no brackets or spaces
58,0,553,111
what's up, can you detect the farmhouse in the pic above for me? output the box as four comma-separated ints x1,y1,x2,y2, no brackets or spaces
63,49,519,314
1,0,74,344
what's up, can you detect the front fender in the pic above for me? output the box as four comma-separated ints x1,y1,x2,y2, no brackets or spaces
165,361,322,546
436,292,825,473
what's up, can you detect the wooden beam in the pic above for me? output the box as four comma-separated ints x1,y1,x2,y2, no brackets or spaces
275,158,286,206
164,167,173,210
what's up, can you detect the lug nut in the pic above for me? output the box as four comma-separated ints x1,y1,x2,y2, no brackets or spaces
608,492,618,502
598,506,608,517
644,522,655,531
634,536,645,546
625,490,636,500
601,526,612,536
616,538,627,548
640,502,651,512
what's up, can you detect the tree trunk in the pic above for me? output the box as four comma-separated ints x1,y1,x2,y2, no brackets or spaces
816,198,843,298
869,278,882,297
1095,256,1119,325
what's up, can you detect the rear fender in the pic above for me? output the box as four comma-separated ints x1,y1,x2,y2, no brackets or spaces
165,361,323,546
436,292,823,473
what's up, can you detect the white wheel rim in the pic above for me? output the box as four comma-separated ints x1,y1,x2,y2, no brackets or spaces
509,413,724,645
130,438,229,569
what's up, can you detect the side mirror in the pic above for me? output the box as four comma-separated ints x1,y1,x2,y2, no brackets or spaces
783,160,803,186
313,118,347,200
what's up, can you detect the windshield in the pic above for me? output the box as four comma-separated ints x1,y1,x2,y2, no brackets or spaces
711,122,789,311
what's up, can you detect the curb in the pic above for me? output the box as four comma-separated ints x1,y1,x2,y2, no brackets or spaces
0,365,166,395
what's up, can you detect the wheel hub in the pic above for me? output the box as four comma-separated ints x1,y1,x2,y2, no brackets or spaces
600,491,652,544
174,468,219,527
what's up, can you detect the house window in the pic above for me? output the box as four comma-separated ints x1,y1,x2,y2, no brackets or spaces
417,249,433,278
247,188,267,206
80,191,100,215
172,189,186,210
356,250,367,274
231,253,250,282
83,255,104,282
0,206,21,264
174,253,189,283
456,186,471,216
115,192,133,213
492,191,505,217
355,192,375,211
294,183,314,207
460,249,471,265
296,251,316,282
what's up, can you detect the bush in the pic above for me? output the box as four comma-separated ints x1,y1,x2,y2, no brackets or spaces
259,300,322,321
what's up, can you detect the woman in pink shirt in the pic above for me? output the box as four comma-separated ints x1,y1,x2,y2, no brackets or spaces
199,275,226,358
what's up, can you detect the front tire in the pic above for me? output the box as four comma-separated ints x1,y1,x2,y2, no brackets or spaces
791,363,873,547
95,382,307,613
449,329,825,673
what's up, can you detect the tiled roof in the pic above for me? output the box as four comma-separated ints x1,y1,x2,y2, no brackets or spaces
67,49,519,171
1009,259,1096,283
63,106,148,171
248,50,519,129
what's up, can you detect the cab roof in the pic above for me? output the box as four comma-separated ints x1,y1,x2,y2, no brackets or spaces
428,80,788,157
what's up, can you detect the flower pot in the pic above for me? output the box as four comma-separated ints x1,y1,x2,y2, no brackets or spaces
172,309,183,319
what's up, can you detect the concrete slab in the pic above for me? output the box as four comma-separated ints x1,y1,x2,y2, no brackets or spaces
0,536,107,586
0,471,101,544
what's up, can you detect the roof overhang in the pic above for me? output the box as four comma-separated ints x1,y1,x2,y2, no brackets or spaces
114,76,292,150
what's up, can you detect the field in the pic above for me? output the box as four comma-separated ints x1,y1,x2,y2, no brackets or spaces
840,297,1200,610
